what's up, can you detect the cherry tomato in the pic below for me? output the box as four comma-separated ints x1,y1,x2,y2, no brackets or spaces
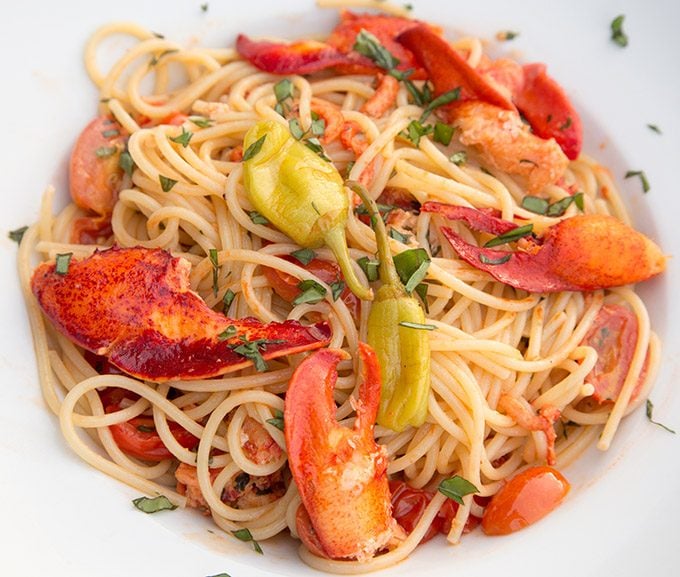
582,304,645,403
263,256,360,318
69,116,126,216
482,466,570,536
104,399,198,461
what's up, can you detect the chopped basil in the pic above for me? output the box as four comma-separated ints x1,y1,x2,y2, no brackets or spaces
647,124,662,134
209,248,220,296
625,170,650,193
404,79,432,107
646,399,676,434
218,325,238,341
136,424,156,433
388,227,410,244
355,202,397,221
521,195,549,215
403,120,433,147
304,137,330,161
330,280,345,301
55,253,73,275
200,3,209,12
119,149,135,177
169,126,193,147
291,248,316,265
310,116,326,138
433,122,454,146
189,116,213,128
266,410,285,431
438,475,479,505
229,336,285,372
132,495,177,513
358,256,380,282
293,279,327,306
159,175,177,192
450,151,467,166
206,573,231,577
223,289,236,311
274,78,294,105
393,248,431,303
248,211,269,225
101,129,120,138
232,528,263,554
419,87,460,122
403,3,413,11
8,225,28,244
522,193,584,217
479,253,511,265
399,321,436,331
288,118,305,140
610,15,628,47
353,29,400,75
484,224,533,248
95,146,117,158
242,135,266,161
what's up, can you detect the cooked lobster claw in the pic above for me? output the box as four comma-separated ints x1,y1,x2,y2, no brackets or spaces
285,343,396,561
31,247,331,381
422,202,666,292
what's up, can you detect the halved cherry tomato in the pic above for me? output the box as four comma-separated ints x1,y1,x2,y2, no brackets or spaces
581,304,646,403
104,400,199,461
69,116,126,216
389,480,481,543
482,466,570,536
263,255,360,318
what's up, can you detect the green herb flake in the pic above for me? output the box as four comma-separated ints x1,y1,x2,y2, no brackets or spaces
223,289,236,311
290,248,316,266
547,194,584,217
497,30,519,41
55,253,73,275
399,321,436,331
393,248,431,296
119,149,135,177
484,223,533,248
610,15,628,48
209,248,220,296
229,337,284,373
404,120,433,147
206,574,230,577
248,211,269,225
647,124,662,134
189,116,214,128
218,325,238,341
200,3,209,12
232,528,263,554
625,170,650,193
388,227,410,244
521,195,549,215
101,129,120,138
132,495,178,514
574,192,585,211
330,280,345,301
242,135,267,161
266,410,285,431
438,475,479,505
293,279,327,306
95,146,117,158
159,175,178,192
310,117,326,138
479,253,512,265
353,29,400,74
433,122,454,146
274,78,294,104
450,151,467,166
169,126,193,148
136,424,156,433
404,79,431,107
646,399,676,434
358,256,380,282
288,118,305,140
304,137,330,161
8,225,28,244
420,87,460,122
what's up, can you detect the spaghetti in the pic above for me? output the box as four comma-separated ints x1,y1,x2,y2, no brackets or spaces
19,5,663,574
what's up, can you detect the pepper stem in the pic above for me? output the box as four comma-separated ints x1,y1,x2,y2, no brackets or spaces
347,181,403,290
323,225,373,302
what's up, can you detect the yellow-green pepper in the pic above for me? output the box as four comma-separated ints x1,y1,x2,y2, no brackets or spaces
348,182,431,432
242,120,372,301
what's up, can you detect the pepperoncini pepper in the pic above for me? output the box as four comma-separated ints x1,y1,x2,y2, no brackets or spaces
242,120,372,301
348,181,431,432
